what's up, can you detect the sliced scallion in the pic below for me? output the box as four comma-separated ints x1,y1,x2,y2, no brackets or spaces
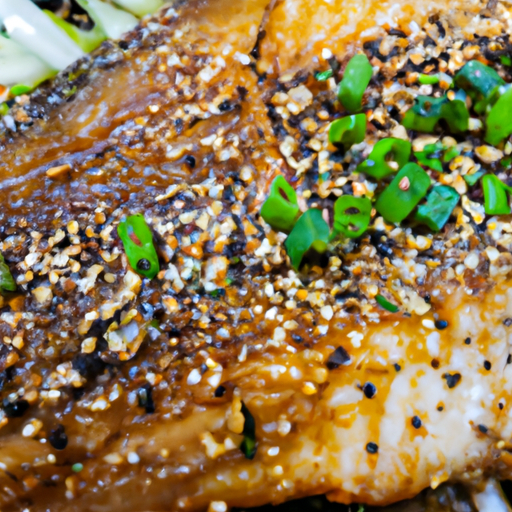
375,163,430,223
376,294,399,313
117,214,160,279
0,253,16,294
338,53,373,113
329,114,366,151
240,402,257,460
332,196,372,239
357,138,411,179
284,209,330,270
260,175,300,233
482,174,512,215
415,185,459,232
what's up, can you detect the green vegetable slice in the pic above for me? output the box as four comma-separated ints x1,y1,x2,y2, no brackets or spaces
76,0,138,40
376,294,399,313
415,185,460,232
315,69,333,81
485,84,512,146
482,174,512,215
418,73,440,85
455,60,504,115
329,114,367,151
402,91,469,134
285,209,330,270
357,138,411,179
44,10,106,53
464,170,485,186
260,175,300,233
375,163,431,223
333,196,372,239
117,214,160,279
337,53,373,113
240,402,257,460
0,253,16,294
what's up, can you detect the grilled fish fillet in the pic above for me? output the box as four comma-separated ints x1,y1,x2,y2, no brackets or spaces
0,0,512,510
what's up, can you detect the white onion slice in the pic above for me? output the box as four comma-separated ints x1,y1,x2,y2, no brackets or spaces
0,0,84,71
472,480,512,512
113,0,164,17
0,34,53,88
76,0,138,40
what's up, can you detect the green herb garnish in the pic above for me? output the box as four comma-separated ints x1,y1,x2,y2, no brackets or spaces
375,163,431,223
415,185,460,232
315,69,334,81
260,175,300,233
332,196,372,239
117,214,160,279
0,253,16,294
376,294,399,313
455,60,505,114
418,73,440,85
402,91,469,134
357,138,411,179
285,209,330,270
240,402,257,460
464,170,485,186
329,114,367,150
482,174,512,215
337,53,373,113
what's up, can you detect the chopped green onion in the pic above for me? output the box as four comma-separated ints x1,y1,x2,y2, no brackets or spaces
240,402,257,460
415,185,459,231
117,214,160,279
72,463,84,473
376,294,399,313
9,84,32,97
337,53,373,113
443,146,460,162
484,84,512,146
418,73,439,85
501,55,512,67
76,0,139,40
482,174,512,215
112,0,164,17
464,170,485,186
328,114,366,150
356,138,411,179
375,163,431,223
332,196,372,239
44,10,106,53
260,175,300,233
0,253,16,294
502,156,512,169
315,69,333,81
414,142,446,172
455,60,504,115
284,209,330,270
402,91,469,134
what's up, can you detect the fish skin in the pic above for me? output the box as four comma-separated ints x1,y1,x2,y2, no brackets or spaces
0,0,511,511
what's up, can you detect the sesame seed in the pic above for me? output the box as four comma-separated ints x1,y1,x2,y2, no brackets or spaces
398,177,410,191
366,442,378,454
484,360,492,371
411,416,422,429
362,382,377,399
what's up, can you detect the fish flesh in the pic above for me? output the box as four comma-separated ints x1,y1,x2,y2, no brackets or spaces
0,0,512,510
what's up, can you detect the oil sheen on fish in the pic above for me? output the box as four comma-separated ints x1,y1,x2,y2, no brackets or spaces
0,0,512,511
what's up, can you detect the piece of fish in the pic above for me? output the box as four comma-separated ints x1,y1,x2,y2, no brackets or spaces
0,0,512,511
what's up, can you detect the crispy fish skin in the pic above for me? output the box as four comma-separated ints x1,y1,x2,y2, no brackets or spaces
1,0,512,511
